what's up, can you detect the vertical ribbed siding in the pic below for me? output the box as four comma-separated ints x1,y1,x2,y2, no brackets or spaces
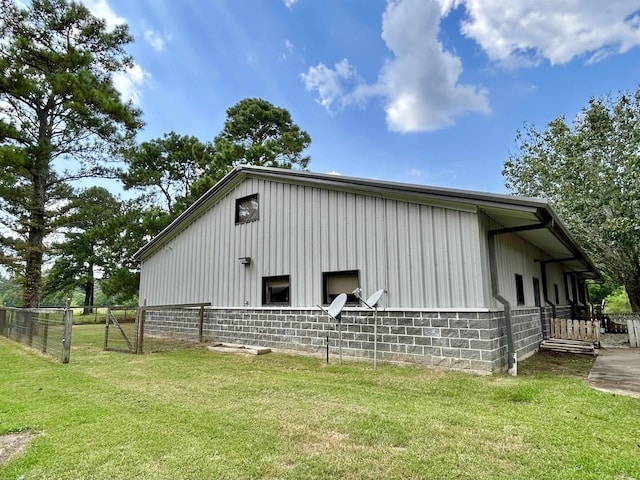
546,262,570,305
477,212,553,309
139,178,486,308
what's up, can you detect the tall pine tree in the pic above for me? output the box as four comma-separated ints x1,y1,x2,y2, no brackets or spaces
0,0,142,306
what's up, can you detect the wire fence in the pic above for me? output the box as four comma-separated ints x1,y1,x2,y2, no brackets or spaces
0,306,73,363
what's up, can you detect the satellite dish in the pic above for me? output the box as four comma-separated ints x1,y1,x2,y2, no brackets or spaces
365,289,384,309
317,293,349,366
327,293,347,319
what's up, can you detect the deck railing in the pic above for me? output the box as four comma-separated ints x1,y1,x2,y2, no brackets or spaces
550,318,600,343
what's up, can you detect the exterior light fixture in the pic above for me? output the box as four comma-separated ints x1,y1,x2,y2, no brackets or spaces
238,257,251,265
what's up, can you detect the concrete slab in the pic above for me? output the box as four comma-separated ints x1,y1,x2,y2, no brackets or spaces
587,347,640,398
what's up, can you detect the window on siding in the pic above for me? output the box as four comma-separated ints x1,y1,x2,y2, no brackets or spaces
263,275,290,305
323,270,359,305
515,274,525,306
554,283,560,305
235,194,259,224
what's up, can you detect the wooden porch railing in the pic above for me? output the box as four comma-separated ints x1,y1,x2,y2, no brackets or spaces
550,318,601,343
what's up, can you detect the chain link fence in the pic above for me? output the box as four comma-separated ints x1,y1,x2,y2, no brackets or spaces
0,306,73,363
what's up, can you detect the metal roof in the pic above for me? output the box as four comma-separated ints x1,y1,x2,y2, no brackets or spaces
133,165,600,279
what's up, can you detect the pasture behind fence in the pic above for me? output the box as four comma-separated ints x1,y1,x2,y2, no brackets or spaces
0,306,73,363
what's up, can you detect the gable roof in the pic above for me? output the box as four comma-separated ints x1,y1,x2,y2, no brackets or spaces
134,165,599,279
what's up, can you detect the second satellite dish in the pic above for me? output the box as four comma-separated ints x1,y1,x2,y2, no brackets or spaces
365,289,384,309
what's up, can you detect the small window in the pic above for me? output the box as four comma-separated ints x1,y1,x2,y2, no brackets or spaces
554,284,560,305
263,275,290,305
323,270,359,305
235,194,259,224
532,277,541,307
515,274,525,306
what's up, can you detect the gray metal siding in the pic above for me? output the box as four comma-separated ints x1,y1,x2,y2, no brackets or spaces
140,178,486,308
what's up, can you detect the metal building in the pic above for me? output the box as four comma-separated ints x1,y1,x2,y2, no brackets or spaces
134,166,599,373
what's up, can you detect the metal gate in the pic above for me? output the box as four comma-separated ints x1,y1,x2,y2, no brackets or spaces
104,307,140,353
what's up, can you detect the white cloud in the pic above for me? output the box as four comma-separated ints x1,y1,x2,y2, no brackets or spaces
285,39,294,53
80,0,125,29
283,0,299,9
79,0,151,104
301,59,362,113
144,30,166,52
112,64,150,104
375,0,489,132
302,0,640,132
327,171,342,176
301,0,489,132
282,39,294,59
449,0,640,66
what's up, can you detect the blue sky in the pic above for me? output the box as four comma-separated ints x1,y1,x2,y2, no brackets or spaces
84,0,640,194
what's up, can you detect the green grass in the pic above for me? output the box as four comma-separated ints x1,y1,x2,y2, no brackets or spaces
1,325,639,480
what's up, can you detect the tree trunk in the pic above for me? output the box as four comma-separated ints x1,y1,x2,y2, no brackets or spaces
23,237,44,308
23,172,47,308
83,266,94,315
625,279,640,312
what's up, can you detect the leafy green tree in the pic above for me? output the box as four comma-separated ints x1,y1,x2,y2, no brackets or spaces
192,98,311,198
503,87,640,310
603,286,632,314
99,200,169,305
44,187,121,313
588,282,613,307
122,132,214,216
0,273,22,306
0,0,142,307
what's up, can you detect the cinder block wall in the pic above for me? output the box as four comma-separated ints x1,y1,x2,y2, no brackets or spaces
511,307,544,361
143,307,543,373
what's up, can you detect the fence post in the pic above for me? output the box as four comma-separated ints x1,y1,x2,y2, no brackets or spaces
104,307,110,351
62,299,73,364
136,299,146,354
629,319,639,348
0,309,5,336
42,313,49,353
28,311,35,347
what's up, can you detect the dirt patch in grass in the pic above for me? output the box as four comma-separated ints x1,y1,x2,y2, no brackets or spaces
0,431,38,464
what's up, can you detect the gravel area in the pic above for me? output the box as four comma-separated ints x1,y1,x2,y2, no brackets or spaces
600,333,630,347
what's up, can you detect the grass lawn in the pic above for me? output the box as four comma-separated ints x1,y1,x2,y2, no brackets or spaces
1,325,639,480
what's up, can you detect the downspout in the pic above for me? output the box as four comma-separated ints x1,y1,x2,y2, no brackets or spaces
488,231,516,375
488,220,552,376
538,261,554,339
536,257,577,337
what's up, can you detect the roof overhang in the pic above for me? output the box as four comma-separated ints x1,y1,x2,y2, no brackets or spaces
480,205,599,280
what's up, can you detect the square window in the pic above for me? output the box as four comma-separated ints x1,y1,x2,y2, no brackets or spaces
515,274,525,306
323,270,359,305
236,194,259,224
263,275,290,305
